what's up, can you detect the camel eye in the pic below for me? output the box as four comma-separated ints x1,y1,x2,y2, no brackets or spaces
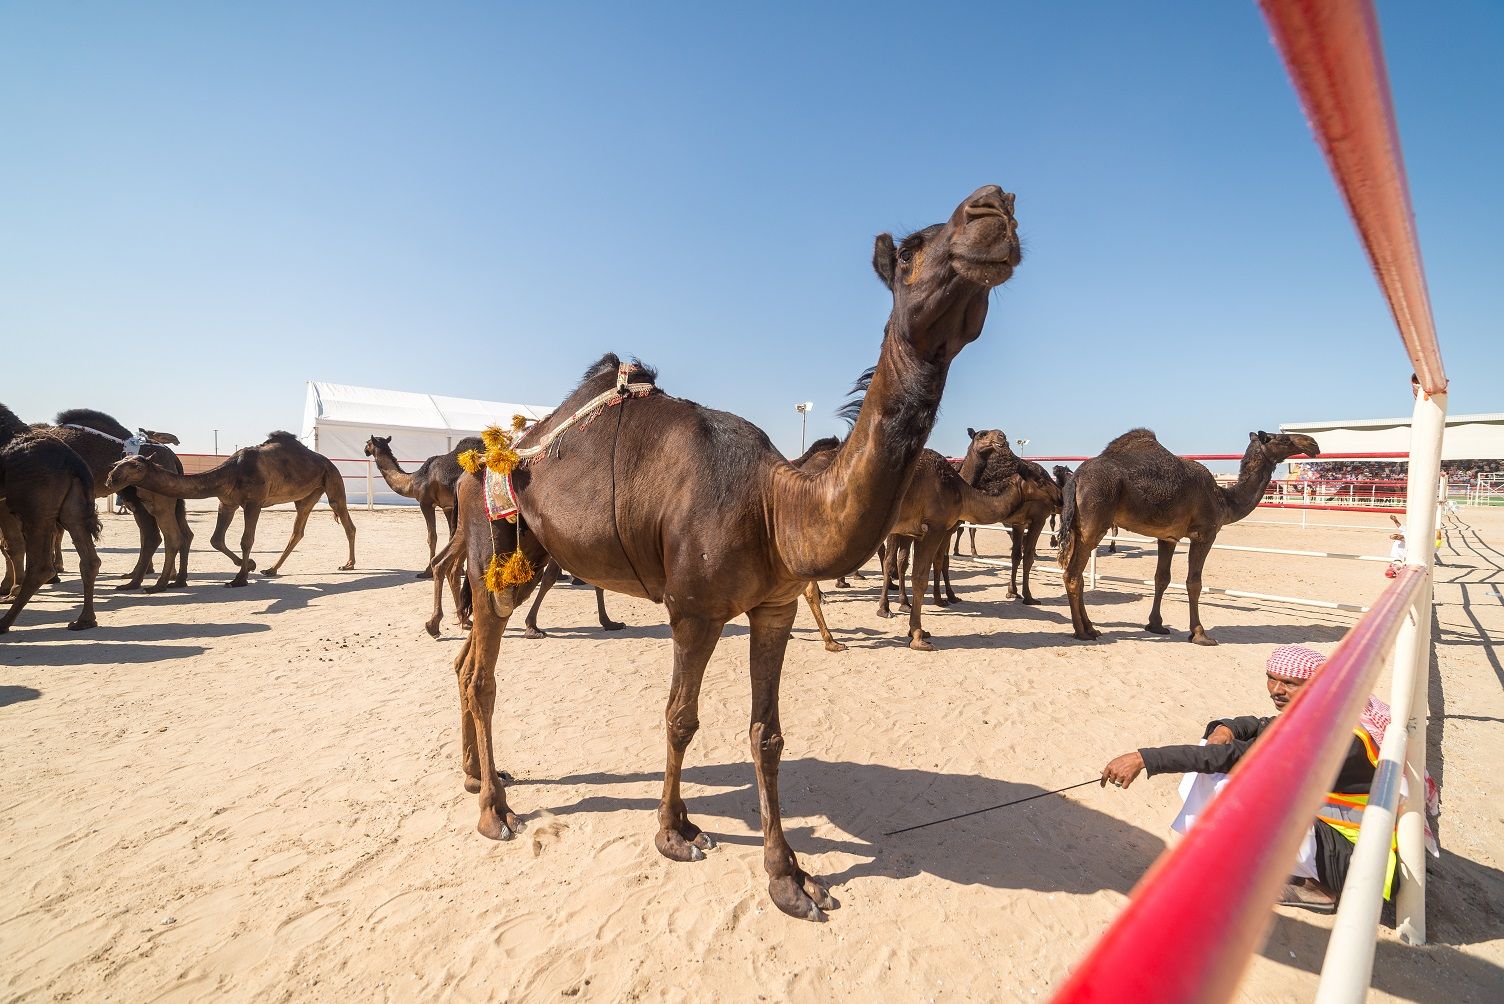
898,246,915,264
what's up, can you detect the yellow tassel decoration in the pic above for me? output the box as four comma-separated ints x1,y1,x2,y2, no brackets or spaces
511,414,528,433
484,445,520,475
500,546,534,586
481,424,510,451
457,449,482,474
483,554,508,593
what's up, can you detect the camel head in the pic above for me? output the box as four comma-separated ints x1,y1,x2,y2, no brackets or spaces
364,435,392,458
105,455,153,491
965,427,1010,463
1249,430,1321,463
872,185,1021,364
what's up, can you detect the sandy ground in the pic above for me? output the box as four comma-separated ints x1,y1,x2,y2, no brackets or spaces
2,502,1501,1003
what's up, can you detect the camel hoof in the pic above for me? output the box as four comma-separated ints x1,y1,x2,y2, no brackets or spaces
1073,630,1101,642
897,603,911,614
523,626,546,640
46,575,62,585
477,811,523,841
824,641,848,653
1190,632,1219,647
768,875,827,922
67,616,98,632
601,620,626,631
425,619,441,638
339,562,355,571
113,582,141,592
833,578,849,589
656,829,709,863
226,579,249,588
1005,590,1018,600
946,597,962,606
875,608,894,619
1021,597,1041,606
415,569,433,580
260,569,279,577
143,584,167,594
909,636,935,652
1146,623,1172,635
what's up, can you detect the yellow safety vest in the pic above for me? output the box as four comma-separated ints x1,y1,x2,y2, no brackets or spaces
1316,728,1398,899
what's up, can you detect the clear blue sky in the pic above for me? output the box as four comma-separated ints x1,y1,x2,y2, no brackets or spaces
3,1,1499,459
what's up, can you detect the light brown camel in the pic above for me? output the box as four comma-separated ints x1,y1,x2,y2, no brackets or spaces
874,443,1025,649
948,427,1063,604
45,409,193,593
448,185,1020,921
1057,428,1320,644
0,413,100,633
364,435,481,578
106,431,357,587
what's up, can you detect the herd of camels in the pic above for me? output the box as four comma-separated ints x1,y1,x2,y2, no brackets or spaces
0,185,1322,920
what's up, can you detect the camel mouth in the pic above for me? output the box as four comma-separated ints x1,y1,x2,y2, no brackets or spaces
954,256,1016,287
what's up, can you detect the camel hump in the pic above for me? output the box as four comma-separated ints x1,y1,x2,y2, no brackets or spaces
1102,427,1162,452
265,430,301,445
54,408,133,441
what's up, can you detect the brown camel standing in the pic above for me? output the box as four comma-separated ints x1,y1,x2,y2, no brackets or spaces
106,431,357,587
1057,428,1320,644
875,444,1024,649
0,424,101,634
44,409,193,592
364,435,481,578
950,427,1063,604
448,185,1021,921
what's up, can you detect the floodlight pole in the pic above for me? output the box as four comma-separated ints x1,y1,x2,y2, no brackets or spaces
794,401,813,453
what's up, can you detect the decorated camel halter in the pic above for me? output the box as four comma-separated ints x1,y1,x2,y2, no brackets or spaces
457,362,659,590
62,424,148,457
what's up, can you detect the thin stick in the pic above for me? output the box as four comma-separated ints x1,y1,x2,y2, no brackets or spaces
884,779,1100,836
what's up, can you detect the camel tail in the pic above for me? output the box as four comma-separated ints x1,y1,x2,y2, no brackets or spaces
1056,473,1078,569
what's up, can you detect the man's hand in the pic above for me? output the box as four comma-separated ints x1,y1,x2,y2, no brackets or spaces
1207,724,1234,745
1101,751,1146,789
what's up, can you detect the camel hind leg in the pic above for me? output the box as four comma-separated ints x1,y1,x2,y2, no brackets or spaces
141,494,183,593
595,587,623,631
60,484,100,630
0,504,22,600
522,558,563,639
323,469,357,570
1018,517,1045,604
654,612,725,863
116,495,159,590
1185,537,1218,646
426,526,466,638
905,529,944,651
172,499,192,587
1145,539,1176,634
1062,514,1111,641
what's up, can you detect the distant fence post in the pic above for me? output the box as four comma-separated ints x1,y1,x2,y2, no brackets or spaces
366,458,374,511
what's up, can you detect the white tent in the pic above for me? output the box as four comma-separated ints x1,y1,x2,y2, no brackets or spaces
300,381,555,505
1279,413,1504,460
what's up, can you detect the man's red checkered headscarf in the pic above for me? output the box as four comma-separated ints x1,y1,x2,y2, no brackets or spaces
1266,644,1326,681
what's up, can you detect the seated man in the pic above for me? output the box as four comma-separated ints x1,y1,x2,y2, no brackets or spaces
1100,645,1437,913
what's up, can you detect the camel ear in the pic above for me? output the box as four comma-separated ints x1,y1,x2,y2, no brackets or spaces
967,427,978,440
1257,430,1272,444
872,233,897,290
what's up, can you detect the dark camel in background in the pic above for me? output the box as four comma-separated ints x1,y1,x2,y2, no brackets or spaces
949,427,1063,604
0,406,100,633
875,445,1024,649
449,185,1021,921
107,431,357,587
364,434,480,578
1057,428,1320,644
44,409,193,592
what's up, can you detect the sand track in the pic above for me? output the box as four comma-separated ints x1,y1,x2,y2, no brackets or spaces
2,505,1500,1001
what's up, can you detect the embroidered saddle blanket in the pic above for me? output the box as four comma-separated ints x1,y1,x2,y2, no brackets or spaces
484,467,519,522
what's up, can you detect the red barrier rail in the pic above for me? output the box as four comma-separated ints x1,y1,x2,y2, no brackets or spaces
1259,0,1444,395
1051,565,1426,1004
1026,453,1405,463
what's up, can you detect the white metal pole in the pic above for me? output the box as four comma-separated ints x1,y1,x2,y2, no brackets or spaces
366,458,374,512
1316,390,1445,1002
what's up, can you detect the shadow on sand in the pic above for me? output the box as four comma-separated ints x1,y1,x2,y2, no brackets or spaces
522,758,1502,999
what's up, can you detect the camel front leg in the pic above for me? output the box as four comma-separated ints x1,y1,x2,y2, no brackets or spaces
0,525,57,633
459,591,525,838
209,502,254,572
1145,539,1176,634
1007,524,1023,599
595,587,624,631
62,500,100,631
262,495,318,576
228,504,260,587
655,612,724,863
906,531,942,651
969,526,978,556
417,501,438,579
1018,518,1045,604
876,535,898,618
895,537,913,612
142,496,181,593
748,599,834,920
116,497,158,590
0,503,22,599
802,581,846,653
1062,523,1106,641
1185,538,1218,646
522,558,562,639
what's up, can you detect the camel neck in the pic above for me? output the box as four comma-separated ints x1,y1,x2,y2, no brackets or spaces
958,474,1023,525
772,330,948,578
370,444,416,497
1220,443,1278,521
134,462,234,500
